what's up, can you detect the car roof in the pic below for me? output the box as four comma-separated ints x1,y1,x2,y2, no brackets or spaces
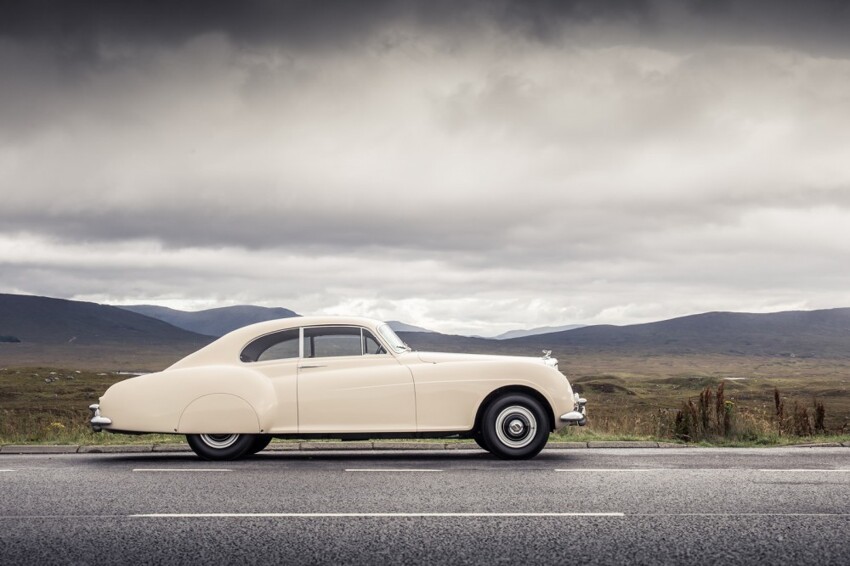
226,315,385,337
168,315,389,369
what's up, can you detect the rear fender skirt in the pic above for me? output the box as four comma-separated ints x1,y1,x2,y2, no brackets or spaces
177,394,261,434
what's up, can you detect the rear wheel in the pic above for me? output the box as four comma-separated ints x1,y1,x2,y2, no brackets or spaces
480,393,550,460
186,434,255,460
247,434,272,455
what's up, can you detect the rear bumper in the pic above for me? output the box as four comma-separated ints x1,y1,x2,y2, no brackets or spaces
559,394,587,426
89,404,112,432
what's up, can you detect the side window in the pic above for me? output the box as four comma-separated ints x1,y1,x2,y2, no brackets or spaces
363,332,385,354
303,326,361,358
241,329,300,362
302,327,387,358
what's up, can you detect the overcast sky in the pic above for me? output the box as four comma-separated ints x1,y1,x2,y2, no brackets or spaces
1,0,849,336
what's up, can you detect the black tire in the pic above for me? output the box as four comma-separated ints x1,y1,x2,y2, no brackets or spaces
472,431,490,452
480,393,550,460
247,434,272,455
185,434,255,461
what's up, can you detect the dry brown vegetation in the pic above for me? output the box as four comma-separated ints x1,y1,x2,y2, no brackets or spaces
558,353,850,443
1,353,849,445
0,367,176,444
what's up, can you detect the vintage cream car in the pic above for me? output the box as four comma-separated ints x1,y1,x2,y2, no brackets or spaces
89,316,587,460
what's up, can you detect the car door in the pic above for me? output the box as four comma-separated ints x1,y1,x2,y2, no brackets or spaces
239,328,300,433
297,325,416,433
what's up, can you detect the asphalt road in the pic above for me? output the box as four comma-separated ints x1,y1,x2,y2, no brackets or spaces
1,447,849,565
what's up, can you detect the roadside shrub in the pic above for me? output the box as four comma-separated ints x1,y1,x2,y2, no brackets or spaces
791,402,813,436
671,384,738,441
814,399,826,434
767,390,828,438
774,387,785,435
666,383,830,443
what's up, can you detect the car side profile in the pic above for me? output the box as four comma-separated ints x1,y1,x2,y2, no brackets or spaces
89,316,587,460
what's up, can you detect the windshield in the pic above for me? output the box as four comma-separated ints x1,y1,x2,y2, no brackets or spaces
378,324,411,353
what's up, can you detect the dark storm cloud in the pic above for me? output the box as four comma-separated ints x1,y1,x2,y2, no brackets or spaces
0,0,393,46
2,0,850,332
4,1,850,52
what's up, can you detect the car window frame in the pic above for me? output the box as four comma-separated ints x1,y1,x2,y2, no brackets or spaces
239,328,302,364
240,324,393,364
301,325,389,359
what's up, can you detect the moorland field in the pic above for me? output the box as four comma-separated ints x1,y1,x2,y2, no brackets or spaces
1,293,849,445
2,353,847,445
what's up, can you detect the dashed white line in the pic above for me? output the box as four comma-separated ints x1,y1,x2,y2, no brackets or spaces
555,469,658,472
640,513,850,517
757,469,850,473
345,469,443,473
556,468,850,473
132,469,232,473
130,512,623,518
0,469,14,473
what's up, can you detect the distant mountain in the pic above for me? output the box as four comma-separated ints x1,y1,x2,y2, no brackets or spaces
120,304,299,337
4,294,850,370
397,331,504,355
0,294,211,346
505,309,850,358
400,308,850,359
493,324,585,340
386,320,434,334
0,294,213,370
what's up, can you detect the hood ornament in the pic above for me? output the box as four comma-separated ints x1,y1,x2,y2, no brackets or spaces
542,350,552,359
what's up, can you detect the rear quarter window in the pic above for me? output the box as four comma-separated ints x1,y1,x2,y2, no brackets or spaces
241,329,300,362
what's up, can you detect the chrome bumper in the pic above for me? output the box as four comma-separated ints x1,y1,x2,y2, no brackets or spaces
89,404,112,432
560,394,587,426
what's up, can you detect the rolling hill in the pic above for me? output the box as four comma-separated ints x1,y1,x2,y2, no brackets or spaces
120,304,299,337
510,308,850,358
0,294,213,345
400,308,850,359
386,321,434,333
3,293,850,370
492,324,585,340
0,294,214,370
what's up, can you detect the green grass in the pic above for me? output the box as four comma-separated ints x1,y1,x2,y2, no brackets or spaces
0,367,163,444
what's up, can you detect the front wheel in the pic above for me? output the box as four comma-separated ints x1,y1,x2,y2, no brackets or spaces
472,430,490,453
481,393,550,460
186,434,255,460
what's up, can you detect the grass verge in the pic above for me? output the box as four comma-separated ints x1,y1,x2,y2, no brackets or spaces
2,365,849,447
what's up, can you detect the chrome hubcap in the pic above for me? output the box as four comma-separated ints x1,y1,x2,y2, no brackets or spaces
509,419,525,435
495,406,537,449
199,434,240,449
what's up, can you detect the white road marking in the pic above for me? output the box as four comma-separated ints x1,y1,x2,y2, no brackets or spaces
345,469,443,473
640,513,850,517
132,469,232,472
757,469,850,473
2,512,849,520
130,512,624,518
0,469,14,473
556,468,850,473
555,469,658,472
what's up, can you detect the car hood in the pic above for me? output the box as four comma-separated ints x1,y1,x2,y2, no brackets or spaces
414,351,551,366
